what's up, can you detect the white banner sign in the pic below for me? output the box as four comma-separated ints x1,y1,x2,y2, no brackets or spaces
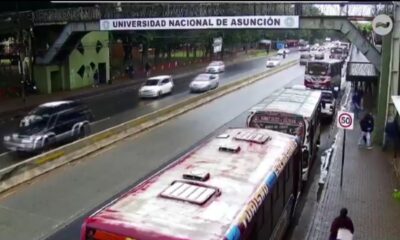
100,16,299,31
213,37,223,53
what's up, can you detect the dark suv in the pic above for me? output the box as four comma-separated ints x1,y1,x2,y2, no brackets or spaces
3,101,94,153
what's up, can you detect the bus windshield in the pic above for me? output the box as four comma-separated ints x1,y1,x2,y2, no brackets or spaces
249,113,305,138
307,62,329,76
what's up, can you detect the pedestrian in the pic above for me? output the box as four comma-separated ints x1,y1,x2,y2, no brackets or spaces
383,116,399,158
329,208,354,240
145,62,151,77
93,68,99,87
357,87,364,110
351,91,361,119
283,50,286,59
359,112,374,149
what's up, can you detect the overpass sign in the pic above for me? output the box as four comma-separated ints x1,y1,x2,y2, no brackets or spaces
100,16,299,31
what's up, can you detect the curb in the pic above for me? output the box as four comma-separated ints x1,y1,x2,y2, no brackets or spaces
0,59,298,194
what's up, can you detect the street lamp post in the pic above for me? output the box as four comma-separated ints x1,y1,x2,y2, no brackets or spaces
16,3,26,103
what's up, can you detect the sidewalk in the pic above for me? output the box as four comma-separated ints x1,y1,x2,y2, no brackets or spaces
306,88,400,240
0,49,271,120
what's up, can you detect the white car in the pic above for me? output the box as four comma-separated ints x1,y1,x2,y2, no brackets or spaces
206,61,225,73
139,75,174,98
266,57,282,68
189,73,219,93
277,48,290,55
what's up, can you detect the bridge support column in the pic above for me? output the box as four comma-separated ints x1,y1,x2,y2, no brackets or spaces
376,3,400,145
376,34,392,145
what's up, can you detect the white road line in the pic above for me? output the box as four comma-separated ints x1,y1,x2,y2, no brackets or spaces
90,117,111,125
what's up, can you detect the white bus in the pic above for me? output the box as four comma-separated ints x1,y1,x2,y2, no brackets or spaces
247,88,322,181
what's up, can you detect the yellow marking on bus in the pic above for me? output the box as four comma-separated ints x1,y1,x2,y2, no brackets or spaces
35,151,64,165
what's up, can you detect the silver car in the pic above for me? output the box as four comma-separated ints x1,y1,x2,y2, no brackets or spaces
189,73,219,93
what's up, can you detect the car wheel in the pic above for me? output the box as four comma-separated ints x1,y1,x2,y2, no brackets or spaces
79,124,91,139
158,90,162,98
215,83,219,89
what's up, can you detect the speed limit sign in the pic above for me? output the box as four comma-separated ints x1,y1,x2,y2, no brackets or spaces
337,111,354,130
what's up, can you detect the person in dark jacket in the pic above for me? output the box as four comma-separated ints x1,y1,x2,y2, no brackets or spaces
358,112,374,149
383,116,399,157
329,208,354,240
351,92,361,119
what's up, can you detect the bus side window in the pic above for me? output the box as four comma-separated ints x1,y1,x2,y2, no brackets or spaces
286,161,293,201
272,176,284,230
255,199,265,240
263,194,273,238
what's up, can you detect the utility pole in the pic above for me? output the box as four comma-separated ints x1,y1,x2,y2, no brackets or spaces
16,2,26,103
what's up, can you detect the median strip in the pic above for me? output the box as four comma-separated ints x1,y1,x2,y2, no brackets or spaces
0,59,298,194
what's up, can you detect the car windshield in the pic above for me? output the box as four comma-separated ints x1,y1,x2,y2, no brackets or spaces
307,62,329,76
195,74,211,81
321,92,333,101
331,48,343,54
300,54,311,59
144,80,160,86
18,115,50,134
209,62,221,66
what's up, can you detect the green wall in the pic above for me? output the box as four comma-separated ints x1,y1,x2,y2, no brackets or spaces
34,31,110,94
69,31,110,90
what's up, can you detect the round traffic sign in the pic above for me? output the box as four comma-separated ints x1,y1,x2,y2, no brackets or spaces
372,14,393,36
338,112,353,128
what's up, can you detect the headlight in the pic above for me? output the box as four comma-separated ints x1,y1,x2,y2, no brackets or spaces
22,138,34,143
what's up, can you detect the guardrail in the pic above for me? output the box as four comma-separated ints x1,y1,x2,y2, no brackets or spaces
0,59,298,194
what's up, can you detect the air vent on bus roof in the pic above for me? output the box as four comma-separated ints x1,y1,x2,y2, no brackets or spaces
159,180,220,205
234,131,271,144
218,143,241,153
183,170,210,182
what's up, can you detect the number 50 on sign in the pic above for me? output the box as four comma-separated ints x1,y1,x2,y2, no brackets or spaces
337,111,354,130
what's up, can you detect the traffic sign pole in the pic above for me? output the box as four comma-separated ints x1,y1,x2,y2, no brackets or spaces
336,111,354,189
340,129,346,188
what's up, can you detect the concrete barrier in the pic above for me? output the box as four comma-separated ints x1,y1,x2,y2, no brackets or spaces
0,59,298,194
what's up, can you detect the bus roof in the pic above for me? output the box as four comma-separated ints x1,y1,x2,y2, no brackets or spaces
307,59,343,65
83,128,299,240
249,88,322,119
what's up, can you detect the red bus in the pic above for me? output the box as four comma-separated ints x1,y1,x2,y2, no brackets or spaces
81,128,302,240
304,59,343,91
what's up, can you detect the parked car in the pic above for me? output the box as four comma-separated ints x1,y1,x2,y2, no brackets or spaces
300,53,313,66
3,101,93,153
206,61,225,73
277,48,290,56
320,90,337,120
266,56,282,68
139,75,174,98
189,73,219,93
314,52,325,60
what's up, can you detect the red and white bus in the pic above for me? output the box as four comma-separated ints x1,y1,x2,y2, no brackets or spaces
304,59,343,91
246,88,322,181
81,128,302,240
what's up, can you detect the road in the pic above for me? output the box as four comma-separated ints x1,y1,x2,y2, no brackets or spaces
0,56,306,240
0,52,298,156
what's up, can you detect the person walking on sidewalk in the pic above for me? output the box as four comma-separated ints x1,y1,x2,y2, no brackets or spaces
145,62,151,77
329,208,354,240
359,112,374,149
93,68,99,88
351,91,361,119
